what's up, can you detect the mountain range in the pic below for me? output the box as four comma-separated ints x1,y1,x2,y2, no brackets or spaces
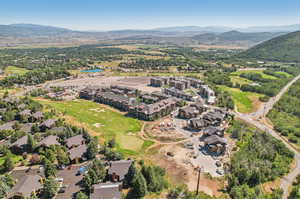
0,23,299,47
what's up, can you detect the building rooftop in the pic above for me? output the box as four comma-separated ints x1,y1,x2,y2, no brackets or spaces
108,160,133,181
8,175,42,198
65,134,85,148
90,183,122,199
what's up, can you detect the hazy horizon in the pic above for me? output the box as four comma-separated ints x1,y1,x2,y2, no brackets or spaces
1,0,300,31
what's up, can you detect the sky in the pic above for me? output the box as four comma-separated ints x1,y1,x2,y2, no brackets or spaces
0,0,300,31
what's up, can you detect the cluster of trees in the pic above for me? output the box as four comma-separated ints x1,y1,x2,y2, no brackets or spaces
0,68,70,87
288,174,300,199
126,161,167,199
205,70,233,87
227,121,294,199
268,79,300,144
239,72,290,97
0,174,15,198
119,58,185,70
82,159,107,192
167,186,215,199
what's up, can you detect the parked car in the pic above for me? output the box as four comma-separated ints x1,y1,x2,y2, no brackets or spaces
76,166,87,175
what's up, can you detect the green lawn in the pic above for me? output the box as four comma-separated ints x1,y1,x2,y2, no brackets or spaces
219,86,264,113
5,66,29,76
36,99,148,155
232,70,277,80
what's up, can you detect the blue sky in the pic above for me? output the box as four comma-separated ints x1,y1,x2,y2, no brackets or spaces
0,0,299,30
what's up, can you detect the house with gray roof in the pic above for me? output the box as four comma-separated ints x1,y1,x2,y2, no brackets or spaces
10,135,28,153
65,134,85,149
0,121,17,131
32,111,43,120
204,135,227,155
8,175,42,199
108,160,133,182
90,183,122,199
68,144,87,164
40,119,56,131
39,135,60,147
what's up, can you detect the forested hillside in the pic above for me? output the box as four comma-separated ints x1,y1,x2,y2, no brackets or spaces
238,31,300,62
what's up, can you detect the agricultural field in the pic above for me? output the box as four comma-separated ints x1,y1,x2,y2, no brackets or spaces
35,98,150,156
218,85,264,113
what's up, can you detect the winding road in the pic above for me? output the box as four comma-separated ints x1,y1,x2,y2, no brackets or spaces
233,74,300,199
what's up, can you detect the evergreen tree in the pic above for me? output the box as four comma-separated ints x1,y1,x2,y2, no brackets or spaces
86,137,98,159
27,134,36,152
44,159,57,177
56,147,70,166
3,154,14,172
131,170,147,198
43,177,59,198
76,191,88,199
125,163,137,186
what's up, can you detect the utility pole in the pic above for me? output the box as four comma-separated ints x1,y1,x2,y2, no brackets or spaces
196,166,201,195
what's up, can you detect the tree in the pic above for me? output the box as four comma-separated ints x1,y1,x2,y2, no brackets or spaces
3,154,14,172
108,138,116,148
0,174,14,198
27,134,36,152
130,170,147,198
44,159,57,177
56,147,70,166
76,191,88,199
43,177,59,199
125,163,137,186
86,137,98,159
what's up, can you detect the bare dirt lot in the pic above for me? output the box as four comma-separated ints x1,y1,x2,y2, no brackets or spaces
150,144,224,197
48,76,161,93
145,117,187,142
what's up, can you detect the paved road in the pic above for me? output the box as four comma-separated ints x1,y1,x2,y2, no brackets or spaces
233,74,300,199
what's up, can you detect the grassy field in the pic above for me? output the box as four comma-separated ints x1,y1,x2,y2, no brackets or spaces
219,85,264,113
35,99,149,155
4,66,29,76
230,75,253,85
232,70,277,80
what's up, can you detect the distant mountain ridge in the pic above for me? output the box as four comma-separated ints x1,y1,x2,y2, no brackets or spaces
0,23,298,48
238,31,300,62
153,24,300,33
192,31,284,45
0,23,73,37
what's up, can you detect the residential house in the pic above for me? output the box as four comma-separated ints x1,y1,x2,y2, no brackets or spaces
32,111,43,121
39,119,56,131
8,175,43,199
68,144,87,164
65,134,85,149
39,135,60,148
0,121,17,131
204,135,227,155
202,126,225,137
187,118,206,131
178,106,200,119
10,135,28,153
90,183,122,199
108,160,133,182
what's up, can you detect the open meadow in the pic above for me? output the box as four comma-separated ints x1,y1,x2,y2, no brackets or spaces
35,98,152,156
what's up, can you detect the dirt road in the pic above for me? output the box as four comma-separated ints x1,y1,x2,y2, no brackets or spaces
234,74,300,199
